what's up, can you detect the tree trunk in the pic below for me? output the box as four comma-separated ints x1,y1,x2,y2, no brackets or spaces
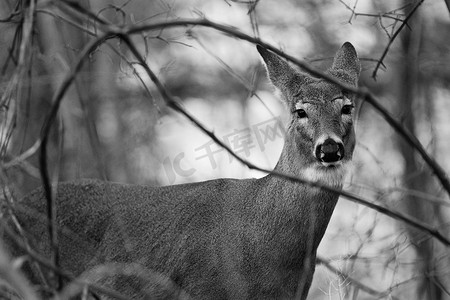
396,4,444,299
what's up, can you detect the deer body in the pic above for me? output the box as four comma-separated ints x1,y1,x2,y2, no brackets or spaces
7,43,360,299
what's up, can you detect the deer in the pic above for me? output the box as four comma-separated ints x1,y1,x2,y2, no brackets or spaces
4,42,360,299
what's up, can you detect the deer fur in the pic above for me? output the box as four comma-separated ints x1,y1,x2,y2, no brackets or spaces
5,42,360,299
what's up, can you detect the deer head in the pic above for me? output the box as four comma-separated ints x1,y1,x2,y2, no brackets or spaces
258,43,361,186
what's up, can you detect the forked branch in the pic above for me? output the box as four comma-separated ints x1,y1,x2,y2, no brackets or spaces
338,0,425,79
316,256,399,299
371,0,424,79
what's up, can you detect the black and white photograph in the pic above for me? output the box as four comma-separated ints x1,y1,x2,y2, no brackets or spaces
0,0,449,299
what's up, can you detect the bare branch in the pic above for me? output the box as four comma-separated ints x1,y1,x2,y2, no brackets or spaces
0,220,132,300
3,139,41,169
354,12,405,23
0,245,38,300
38,31,116,292
0,0,22,23
445,0,450,15
316,256,399,299
191,34,275,118
372,0,424,79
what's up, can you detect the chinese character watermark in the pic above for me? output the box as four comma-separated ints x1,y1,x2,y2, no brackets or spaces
163,116,285,184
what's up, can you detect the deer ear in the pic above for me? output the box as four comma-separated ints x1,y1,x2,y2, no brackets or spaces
257,45,307,100
330,42,361,85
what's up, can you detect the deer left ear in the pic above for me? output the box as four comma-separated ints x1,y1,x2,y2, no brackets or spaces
257,45,300,89
257,45,310,106
330,42,361,86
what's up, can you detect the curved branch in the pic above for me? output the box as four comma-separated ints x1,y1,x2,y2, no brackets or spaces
0,220,132,300
38,31,115,291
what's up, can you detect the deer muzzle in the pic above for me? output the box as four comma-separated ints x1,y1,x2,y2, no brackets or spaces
315,138,345,165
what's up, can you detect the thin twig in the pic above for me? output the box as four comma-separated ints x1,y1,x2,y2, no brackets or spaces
49,0,110,26
0,171,50,286
0,245,38,300
372,0,424,79
0,0,22,23
0,220,132,300
354,12,404,23
3,139,41,169
192,34,275,118
316,256,398,299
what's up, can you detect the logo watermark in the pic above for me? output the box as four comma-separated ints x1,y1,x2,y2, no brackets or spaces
163,116,285,184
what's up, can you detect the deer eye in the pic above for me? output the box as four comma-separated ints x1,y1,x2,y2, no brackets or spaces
295,109,308,119
341,104,354,115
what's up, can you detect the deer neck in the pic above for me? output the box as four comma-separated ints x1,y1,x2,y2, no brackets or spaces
254,142,345,235
258,166,341,218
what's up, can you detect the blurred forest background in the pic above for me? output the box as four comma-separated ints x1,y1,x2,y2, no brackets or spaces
1,0,450,299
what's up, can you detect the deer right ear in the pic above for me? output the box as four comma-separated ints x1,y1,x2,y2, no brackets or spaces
257,45,306,100
330,42,361,85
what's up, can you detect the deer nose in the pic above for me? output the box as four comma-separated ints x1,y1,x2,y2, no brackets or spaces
315,138,345,164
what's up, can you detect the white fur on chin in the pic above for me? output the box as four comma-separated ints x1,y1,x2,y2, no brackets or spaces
301,161,350,188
